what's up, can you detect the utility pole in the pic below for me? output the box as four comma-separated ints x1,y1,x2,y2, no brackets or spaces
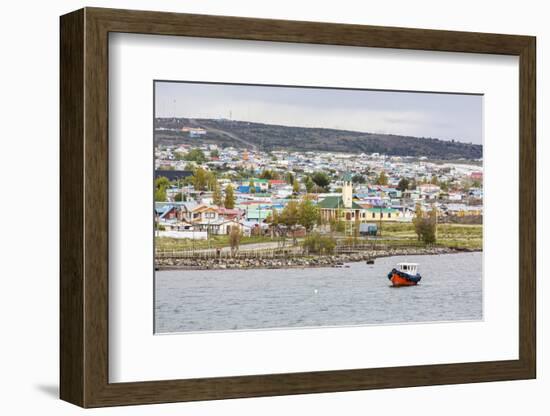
180,178,185,202
379,203,383,239
207,210,211,250
192,224,195,252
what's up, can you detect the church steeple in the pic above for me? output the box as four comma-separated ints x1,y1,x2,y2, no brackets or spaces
342,172,353,208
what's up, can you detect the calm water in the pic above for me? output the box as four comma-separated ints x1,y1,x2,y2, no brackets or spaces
155,252,482,333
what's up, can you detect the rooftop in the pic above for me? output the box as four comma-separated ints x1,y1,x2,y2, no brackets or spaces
317,196,363,209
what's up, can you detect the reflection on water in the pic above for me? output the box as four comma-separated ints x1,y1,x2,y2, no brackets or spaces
155,252,482,333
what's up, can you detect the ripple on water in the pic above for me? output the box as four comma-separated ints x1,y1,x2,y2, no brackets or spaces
155,252,482,333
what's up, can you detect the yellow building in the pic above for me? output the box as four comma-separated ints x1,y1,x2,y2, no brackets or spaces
318,174,400,222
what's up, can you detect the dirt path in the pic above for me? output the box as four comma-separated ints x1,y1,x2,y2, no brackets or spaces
175,240,300,254
191,120,258,151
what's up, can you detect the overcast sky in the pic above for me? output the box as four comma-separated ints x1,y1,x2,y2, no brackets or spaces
155,81,483,145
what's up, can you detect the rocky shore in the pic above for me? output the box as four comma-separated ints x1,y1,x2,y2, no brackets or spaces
156,247,479,271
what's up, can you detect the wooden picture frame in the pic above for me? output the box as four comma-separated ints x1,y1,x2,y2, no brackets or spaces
60,7,536,408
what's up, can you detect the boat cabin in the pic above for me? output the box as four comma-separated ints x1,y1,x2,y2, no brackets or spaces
397,263,419,275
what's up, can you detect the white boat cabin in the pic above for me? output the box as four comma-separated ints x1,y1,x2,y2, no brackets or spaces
397,263,419,275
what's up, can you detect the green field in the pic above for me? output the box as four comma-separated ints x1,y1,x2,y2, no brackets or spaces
375,222,482,250
155,222,482,252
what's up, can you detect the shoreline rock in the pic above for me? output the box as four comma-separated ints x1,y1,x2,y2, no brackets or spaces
156,247,480,271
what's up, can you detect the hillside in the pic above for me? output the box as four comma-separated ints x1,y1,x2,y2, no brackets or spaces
154,118,482,160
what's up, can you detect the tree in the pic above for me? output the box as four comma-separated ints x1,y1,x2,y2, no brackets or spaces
280,201,300,244
298,198,320,232
224,185,235,209
173,152,187,161
210,149,220,159
184,148,206,163
154,177,170,201
353,215,360,243
412,203,437,244
292,178,300,194
191,167,208,191
352,174,366,184
266,209,279,226
304,176,314,193
184,162,197,173
376,171,388,185
281,201,299,228
430,176,439,185
397,177,410,192
241,168,255,179
311,172,330,190
228,226,242,256
173,192,187,202
312,185,326,194
426,207,438,243
265,209,281,240
206,171,218,191
212,184,222,206
330,218,345,233
286,172,295,185
412,204,424,241
248,179,256,193
259,169,279,180
418,218,436,244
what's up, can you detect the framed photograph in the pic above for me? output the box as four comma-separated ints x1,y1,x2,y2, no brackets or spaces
60,7,536,408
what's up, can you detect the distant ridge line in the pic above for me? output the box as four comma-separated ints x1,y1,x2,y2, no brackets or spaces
154,117,483,160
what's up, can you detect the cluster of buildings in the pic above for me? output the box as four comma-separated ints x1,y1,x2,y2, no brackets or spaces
155,142,483,239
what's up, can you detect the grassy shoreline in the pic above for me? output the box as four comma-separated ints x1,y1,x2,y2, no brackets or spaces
156,246,481,271
155,234,274,251
155,222,483,253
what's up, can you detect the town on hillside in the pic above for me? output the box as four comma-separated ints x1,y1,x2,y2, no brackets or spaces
154,137,483,269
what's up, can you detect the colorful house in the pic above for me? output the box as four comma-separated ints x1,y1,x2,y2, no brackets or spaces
240,178,269,192
318,173,367,222
365,207,401,221
189,204,219,226
418,184,441,200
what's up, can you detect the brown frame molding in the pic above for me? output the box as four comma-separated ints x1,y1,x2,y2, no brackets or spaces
60,7,536,408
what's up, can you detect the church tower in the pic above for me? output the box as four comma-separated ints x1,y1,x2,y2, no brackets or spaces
342,173,353,208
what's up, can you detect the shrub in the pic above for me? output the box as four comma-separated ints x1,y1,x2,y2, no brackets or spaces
419,220,436,244
303,233,336,255
229,225,242,255
412,204,438,245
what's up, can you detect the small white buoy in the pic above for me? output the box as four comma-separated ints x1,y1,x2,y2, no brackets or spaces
314,289,318,294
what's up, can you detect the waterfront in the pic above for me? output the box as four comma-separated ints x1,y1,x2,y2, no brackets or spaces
155,251,482,333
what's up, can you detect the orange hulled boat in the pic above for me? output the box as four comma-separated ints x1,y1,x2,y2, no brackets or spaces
387,263,422,287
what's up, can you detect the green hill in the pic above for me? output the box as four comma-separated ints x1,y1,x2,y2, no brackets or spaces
155,118,482,160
